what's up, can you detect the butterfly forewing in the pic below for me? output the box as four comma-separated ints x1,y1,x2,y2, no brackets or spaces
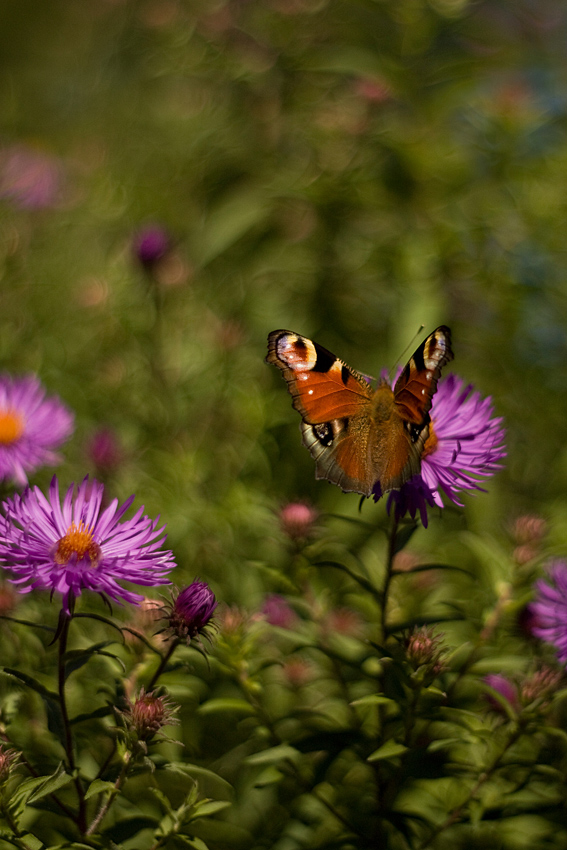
393,326,453,425
267,330,373,423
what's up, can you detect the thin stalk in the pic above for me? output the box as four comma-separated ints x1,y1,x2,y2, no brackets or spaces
57,613,87,833
86,752,131,836
378,510,399,646
146,638,180,691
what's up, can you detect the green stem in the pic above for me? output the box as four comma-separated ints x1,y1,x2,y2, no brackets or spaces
146,639,180,691
378,511,399,646
57,613,87,834
86,753,131,836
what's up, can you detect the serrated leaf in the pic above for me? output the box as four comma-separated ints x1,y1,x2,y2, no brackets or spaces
197,699,254,716
85,778,117,800
244,745,300,766
367,740,408,763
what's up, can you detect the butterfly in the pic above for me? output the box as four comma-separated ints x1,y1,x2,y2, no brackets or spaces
266,326,453,497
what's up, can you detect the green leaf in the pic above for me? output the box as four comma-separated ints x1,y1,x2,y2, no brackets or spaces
312,561,381,600
11,763,72,816
197,699,255,716
244,745,300,766
0,615,55,634
350,695,397,709
393,522,418,554
64,641,120,677
391,562,472,576
195,187,269,266
190,799,231,819
367,740,408,763
70,704,114,725
177,838,210,850
17,834,43,850
253,765,284,787
165,764,234,799
1,668,59,701
85,778,117,800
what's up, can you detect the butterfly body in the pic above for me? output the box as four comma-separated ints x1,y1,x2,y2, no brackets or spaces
267,327,453,497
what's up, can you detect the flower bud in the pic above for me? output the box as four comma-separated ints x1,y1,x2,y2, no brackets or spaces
279,502,318,541
133,225,171,269
120,688,178,742
0,745,20,783
165,581,217,645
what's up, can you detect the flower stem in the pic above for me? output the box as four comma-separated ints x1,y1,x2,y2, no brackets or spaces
378,511,399,645
57,612,87,833
86,753,131,836
146,639,180,691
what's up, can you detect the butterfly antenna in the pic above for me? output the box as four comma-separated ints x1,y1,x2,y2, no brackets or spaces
389,324,425,381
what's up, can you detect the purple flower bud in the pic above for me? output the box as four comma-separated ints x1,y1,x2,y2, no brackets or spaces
133,225,171,268
166,580,217,644
484,674,520,714
262,594,298,628
86,427,123,473
119,687,178,742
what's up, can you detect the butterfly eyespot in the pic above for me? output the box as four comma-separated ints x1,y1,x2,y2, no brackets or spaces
313,422,334,447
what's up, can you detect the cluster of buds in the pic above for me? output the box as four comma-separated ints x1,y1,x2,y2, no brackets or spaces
511,514,547,566
404,626,446,686
484,665,564,717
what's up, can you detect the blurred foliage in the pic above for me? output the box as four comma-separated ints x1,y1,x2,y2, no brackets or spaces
1,0,567,847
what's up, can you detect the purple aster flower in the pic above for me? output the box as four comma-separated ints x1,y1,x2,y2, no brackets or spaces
378,374,505,526
161,580,217,645
530,562,567,664
0,476,175,614
0,374,74,486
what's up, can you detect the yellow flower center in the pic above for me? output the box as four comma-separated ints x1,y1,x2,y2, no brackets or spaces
54,522,101,566
0,410,24,445
422,422,438,458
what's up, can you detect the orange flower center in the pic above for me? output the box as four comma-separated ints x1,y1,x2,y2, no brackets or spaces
54,522,101,566
422,423,438,458
0,410,24,445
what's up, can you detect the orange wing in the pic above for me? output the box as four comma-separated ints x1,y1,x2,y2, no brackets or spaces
393,326,453,424
266,330,372,423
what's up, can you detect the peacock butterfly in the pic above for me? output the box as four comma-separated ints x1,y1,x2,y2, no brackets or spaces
266,326,453,496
